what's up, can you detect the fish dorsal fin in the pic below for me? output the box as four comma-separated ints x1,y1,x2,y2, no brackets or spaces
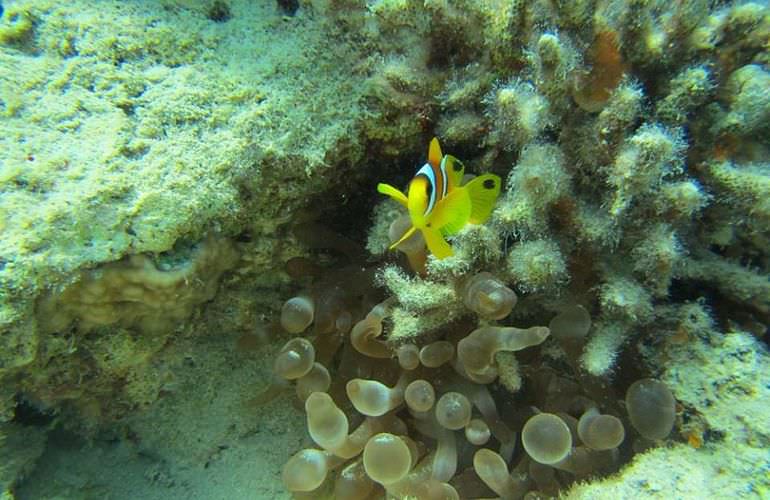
428,137,443,168
422,226,453,259
465,174,502,224
443,155,465,190
429,186,472,236
407,176,430,226
377,183,408,208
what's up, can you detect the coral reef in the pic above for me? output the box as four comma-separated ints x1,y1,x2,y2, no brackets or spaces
0,0,768,497
0,0,368,430
268,0,769,496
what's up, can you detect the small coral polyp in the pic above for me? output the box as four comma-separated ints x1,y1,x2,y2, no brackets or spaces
270,268,676,498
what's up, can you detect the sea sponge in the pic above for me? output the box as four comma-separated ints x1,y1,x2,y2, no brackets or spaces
37,237,239,335
435,111,487,147
598,274,654,323
495,351,523,393
656,180,710,219
607,123,686,217
630,223,682,297
425,224,505,277
0,6,34,45
506,239,569,293
656,65,715,125
379,266,456,313
496,144,572,237
625,378,676,440
581,320,629,376
594,79,645,146
485,79,552,151
522,413,573,465
437,62,493,110
573,199,618,248
683,248,770,314
532,32,579,113
706,161,770,234
367,200,408,256
718,64,770,136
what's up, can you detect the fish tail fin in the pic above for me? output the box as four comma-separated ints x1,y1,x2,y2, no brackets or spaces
465,174,501,224
429,187,472,236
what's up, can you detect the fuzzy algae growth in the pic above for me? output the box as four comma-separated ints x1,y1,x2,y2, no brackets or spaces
0,0,769,498
0,0,367,416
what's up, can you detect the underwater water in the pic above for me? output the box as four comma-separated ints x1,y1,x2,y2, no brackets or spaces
0,0,768,498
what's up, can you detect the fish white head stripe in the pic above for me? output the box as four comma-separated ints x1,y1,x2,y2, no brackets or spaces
439,156,450,197
416,163,436,216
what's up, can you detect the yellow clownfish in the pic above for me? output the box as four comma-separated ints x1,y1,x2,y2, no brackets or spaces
377,138,501,259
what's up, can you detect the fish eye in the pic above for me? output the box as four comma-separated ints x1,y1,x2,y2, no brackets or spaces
453,159,464,172
483,179,496,189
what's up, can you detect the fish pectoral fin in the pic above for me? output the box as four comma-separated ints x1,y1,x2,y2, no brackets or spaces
377,183,408,208
430,187,472,236
422,227,453,259
389,225,418,250
465,173,502,224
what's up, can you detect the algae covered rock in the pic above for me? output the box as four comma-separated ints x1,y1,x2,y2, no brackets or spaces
1,0,370,424
0,0,768,498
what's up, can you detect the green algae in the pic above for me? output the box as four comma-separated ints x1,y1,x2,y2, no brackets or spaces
0,0,368,376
